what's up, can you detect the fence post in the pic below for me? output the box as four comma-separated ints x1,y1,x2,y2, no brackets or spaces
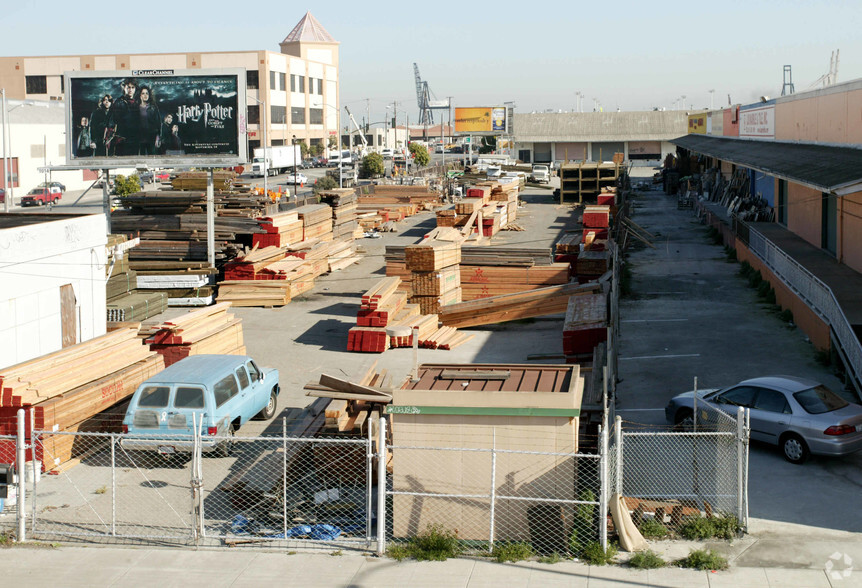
736,406,749,530
376,415,387,556
488,427,497,553
111,434,116,536
366,413,374,545
614,416,622,496
16,408,25,542
282,417,288,540
599,422,608,551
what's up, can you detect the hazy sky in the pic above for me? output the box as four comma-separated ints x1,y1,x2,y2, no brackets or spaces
4,0,862,126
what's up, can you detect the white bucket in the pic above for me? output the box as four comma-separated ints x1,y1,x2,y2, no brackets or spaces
24,461,41,484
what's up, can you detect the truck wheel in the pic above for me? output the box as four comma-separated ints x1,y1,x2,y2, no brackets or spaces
256,389,278,420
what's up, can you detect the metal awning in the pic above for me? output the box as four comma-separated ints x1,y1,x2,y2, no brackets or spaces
671,135,862,196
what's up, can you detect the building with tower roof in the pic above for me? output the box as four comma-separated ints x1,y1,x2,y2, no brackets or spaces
0,12,339,191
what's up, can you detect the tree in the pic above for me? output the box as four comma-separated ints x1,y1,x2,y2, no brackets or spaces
115,174,142,197
310,143,324,156
313,174,339,194
408,143,430,167
327,135,337,150
360,152,385,178
299,142,309,158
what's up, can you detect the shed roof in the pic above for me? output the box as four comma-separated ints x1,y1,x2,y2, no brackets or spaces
514,111,689,143
671,134,862,195
404,364,575,393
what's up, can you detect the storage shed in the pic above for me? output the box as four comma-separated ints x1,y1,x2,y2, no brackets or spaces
387,363,586,541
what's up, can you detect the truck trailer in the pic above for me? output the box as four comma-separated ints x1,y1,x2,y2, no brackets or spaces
250,145,302,177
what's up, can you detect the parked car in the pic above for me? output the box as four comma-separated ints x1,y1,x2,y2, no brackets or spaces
312,156,327,168
21,187,61,207
530,164,551,184
665,375,862,464
301,159,315,169
122,354,280,458
284,172,309,186
0,188,5,204
38,181,65,193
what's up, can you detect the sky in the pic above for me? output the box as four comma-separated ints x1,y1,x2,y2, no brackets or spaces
3,0,862,126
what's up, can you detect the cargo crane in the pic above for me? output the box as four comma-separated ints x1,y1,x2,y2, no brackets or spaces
414,63,433,127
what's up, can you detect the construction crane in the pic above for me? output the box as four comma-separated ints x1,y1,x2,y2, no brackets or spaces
344,106,368,157
806,50,840,90
414,63,434,126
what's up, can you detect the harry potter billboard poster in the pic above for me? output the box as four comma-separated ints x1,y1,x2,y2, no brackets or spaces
66,69,247,167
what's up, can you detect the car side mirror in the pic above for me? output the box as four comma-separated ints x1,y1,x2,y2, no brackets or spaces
260,372,266,382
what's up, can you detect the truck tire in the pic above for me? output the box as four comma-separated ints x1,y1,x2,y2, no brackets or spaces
255,389,278,420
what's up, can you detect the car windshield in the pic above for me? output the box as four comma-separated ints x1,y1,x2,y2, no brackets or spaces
793,385,848,414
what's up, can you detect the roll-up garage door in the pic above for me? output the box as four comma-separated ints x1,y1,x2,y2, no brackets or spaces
628,141,661,160
533,143,552,163
591,142,625,162
555,142,588,162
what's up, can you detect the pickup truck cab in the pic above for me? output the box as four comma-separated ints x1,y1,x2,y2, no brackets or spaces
530,165,550,184
121,354,279,457
21,187,61,207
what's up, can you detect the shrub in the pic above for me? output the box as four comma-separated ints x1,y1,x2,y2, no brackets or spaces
408,142,430,167
724,246,737,261
581,541,618,566
538,552,563,564
359,153,384,178
747,269,763,288
313,175,339,194
678,515,740,541
114,174,141,197
677,548,728,571
815,348,832,367
778,309,794,323
629,550,666,569
387,544,410,561
738,260,753,277
408,524,461,561
492,542,534,563
638,518,669,539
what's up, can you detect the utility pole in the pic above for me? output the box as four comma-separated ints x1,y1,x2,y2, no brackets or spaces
709,89,715,110
2,88,8,213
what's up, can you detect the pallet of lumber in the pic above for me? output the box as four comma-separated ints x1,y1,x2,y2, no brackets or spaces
357,291,408,327
317,188,357,207
295,204,333,226
216,280,292,307
438,281,602,328
223,246,286,280
106,290,168,322
583,205,610,228
361,277,402,310
405,240,461,271
145,303,246,365
388,313,438,347
461,283,554,300
577,249,609,279
597,193,615,206
347,326,390,353
412,266,461,296
106,270,138,300
461,246,553,266
256,211,299,233
563,292,608,356
0,328,153,408
421,326,475,350
460,263,570,287
170,171,236,191
167,286,215,307
410,287,461,315
135,272,211,289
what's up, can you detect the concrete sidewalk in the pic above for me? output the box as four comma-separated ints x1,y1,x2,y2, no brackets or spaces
0,543,849,587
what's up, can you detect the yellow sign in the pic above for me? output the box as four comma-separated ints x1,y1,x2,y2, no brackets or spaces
454,107,506,135
688,114,706,134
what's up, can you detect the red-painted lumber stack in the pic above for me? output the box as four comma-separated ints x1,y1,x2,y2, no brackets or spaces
563,292,608,358
145,302,246,366
223,246,286,280
253,211,303,248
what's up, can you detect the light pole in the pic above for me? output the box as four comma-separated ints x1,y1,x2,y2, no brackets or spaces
292,134,298,199
2,96,46,212
681,95,687,111
709,89,715,110
247,95,268,199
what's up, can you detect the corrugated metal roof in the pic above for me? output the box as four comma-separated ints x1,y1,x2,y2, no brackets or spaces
514,111,689,143
282,12,338,44
404,364,574,393
671,134,862,195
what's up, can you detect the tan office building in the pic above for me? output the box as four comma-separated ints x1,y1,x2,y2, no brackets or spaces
0,11,339,156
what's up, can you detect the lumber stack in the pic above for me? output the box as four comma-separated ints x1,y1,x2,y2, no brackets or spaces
107,291,169,322
407,240,462,315
319,189,359,240
0,328,165,471
105,234,171,320
295,204,334,242
577,249,610,283
223,246,286,280
438,281,602,329
563,292,608,358
216,280,292,307
218,246,314,306
459,263,570,300
489,179,519,225
143,302,246,366
286,240,332,279
170,170,236,191
327,238,360,272
253,211,304,249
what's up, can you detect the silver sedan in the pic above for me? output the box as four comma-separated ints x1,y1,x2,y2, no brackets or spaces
665,375,862,464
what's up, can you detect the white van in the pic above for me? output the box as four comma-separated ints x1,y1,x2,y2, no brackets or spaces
328,149,353,167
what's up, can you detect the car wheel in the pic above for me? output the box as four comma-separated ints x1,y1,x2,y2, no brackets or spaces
674,409,694,432
256,389,278,420
216,426,235,457
781,434,809,465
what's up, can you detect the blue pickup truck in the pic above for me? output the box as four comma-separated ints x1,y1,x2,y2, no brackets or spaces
122,355,279,457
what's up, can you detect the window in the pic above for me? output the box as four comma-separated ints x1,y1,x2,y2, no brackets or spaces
298,76,305,93
174,387,205,409
60,76,64,93
235,366,250,389
317,79,323,95
214,374,239,408
270,105,286,125
279,73,286,91
25,75,47,94
247,361,260,383
777,180,787,226
794,385,849,414
716,386,757,408
753,389,791,414
246,70,259,89
291,107,306,125
269,71,276,89
290,74,296,93
138,386,170,408
247,104,259,125
309,108,323,125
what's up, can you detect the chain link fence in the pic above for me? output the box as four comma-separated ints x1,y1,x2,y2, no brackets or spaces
610,402,750,534
386,430,604,556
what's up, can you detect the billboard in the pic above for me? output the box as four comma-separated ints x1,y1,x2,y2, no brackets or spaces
454,107,507,135
739,103,775,140
65,68,247,168
687,113,707,134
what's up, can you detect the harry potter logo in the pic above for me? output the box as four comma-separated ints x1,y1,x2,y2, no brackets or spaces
175,103,234,125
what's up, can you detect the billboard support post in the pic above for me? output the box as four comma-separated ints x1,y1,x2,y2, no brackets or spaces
102,170,111,234
206,169,215,267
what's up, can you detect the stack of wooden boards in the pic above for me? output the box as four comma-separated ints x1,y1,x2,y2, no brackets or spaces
355,184,442,231
142,302,246,367
563,291,608,359
295,204,334,242
406,240,462,314
105,234,169,322
554,203,613,284
0,328,165,472
348,277,473,353
253,210,304,248
318,189,359,240
436,179,519,236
